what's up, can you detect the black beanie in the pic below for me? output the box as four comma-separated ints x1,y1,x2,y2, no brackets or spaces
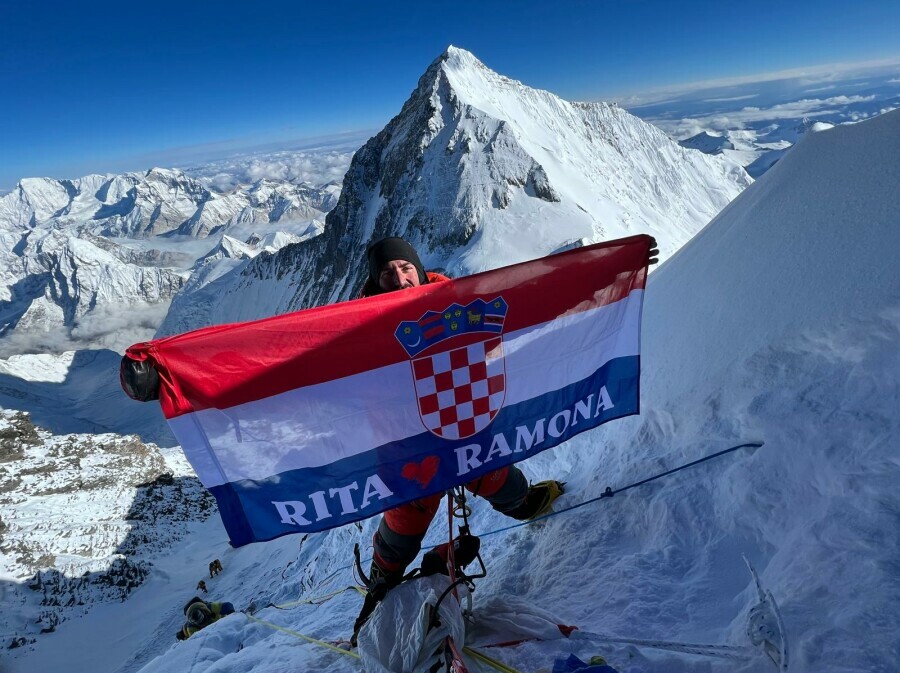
366,237,427,287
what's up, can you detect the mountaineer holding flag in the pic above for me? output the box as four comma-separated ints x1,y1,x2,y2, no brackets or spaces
120,232,657,642
352,237,567,641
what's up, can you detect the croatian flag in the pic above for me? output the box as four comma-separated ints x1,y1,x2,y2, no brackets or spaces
125,235,651,546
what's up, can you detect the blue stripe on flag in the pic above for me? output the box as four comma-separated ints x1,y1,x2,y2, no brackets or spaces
211,355,639,546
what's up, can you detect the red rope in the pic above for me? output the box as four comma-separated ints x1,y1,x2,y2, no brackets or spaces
443,492,471,672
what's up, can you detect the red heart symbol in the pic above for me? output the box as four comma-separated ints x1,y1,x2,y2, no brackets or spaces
401,456,440,488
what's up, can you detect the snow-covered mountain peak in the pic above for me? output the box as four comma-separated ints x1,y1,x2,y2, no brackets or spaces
436,45,559,114
679,130,736,154
165,47,749,329
210,235,257,261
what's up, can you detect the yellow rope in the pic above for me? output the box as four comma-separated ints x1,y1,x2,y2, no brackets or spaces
244,614,360,660
464,646,528,673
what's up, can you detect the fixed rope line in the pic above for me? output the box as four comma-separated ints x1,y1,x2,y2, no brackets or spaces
284,442,765,594
269,586,358,610
464,647,527,673
477,442,764,539
253,434,770,672
244,613,360,659
570,631,755,661
254,441,765,655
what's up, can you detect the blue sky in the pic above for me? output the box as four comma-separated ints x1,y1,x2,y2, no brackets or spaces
1,0,899,189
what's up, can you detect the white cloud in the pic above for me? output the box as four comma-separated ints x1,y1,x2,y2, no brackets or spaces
703,94,759,103
653,96,877,137
614,56,900,107
188,149,356,192
0,301,172,358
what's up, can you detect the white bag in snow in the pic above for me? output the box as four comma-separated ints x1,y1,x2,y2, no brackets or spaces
357,575,468,673
465,595,571,647
357,575,574,673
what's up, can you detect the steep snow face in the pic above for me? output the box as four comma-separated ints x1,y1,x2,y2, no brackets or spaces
645,110,900,403
163,46,750,330
557,108,900,672
0,168,338,239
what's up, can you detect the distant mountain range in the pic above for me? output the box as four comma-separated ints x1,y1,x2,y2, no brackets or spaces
0,170,337,355
0,168,338,238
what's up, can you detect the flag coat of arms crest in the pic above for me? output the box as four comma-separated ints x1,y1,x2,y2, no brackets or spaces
398,298,508,440
124,235,651,546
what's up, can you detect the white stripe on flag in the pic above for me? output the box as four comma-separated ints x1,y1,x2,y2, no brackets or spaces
170,289,643,487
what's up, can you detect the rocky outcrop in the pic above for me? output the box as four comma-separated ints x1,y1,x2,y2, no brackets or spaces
0,409,216,643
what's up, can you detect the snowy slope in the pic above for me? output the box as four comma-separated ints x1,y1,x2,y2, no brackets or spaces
0,409,215,651
9,111,897,673
158,46,750,332
0,350,173,445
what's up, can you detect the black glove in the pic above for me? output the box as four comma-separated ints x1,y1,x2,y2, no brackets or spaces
120,356,160,402
648,237,660,266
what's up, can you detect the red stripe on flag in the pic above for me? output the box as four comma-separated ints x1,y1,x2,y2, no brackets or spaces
127,235,651,418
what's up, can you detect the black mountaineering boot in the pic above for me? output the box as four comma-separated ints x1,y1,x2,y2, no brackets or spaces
351,561,402,647
506,480,566,521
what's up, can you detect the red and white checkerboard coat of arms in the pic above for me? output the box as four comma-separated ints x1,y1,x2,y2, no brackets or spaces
396,298,508,440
